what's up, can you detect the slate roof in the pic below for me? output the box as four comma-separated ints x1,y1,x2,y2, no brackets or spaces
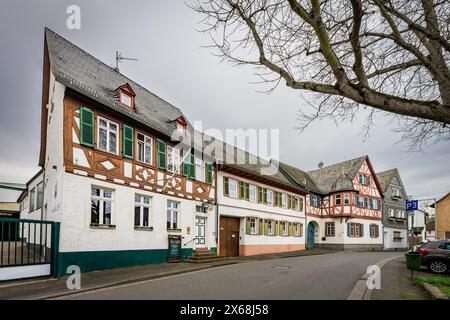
45,28,186,138
306,156,367,193
376,169,397,193
277,161,321,193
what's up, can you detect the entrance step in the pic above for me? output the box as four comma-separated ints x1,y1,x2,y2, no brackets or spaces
187,249,230,263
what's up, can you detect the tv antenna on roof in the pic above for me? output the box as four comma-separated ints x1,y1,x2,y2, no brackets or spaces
113,51,138,72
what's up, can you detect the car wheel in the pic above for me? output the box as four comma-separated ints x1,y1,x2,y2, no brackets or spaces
427,260,449,274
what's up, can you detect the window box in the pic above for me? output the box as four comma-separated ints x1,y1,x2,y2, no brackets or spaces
134,226,154,231
90,223,116,229
167,228,182,233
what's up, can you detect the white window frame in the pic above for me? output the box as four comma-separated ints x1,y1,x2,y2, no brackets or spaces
195,157,206,182
97,116,119,155
282,221,289,236
266,190,274,206
134,194,152,227
250,217,257,235
120,91,132,108
228,179,238,198
167,200,180,230
294,197,300,210
389,208,395,218
392,187,400,197
136,132,153,165
294,223,301,237
335,194,341,205
91,187,113,226
281,194,287,208
267,220,274,235
344,193,350,205
167,145,181,173
326,222,335,236
249,185,257,202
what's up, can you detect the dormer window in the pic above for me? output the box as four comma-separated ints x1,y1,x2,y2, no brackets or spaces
175,116,187,136
120,91,133,108
116,83,136,110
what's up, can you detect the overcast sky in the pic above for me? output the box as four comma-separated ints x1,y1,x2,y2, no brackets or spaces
0,0,449,202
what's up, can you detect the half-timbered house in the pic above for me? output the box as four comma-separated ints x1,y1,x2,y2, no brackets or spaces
281,156,384,250
37,29,218,275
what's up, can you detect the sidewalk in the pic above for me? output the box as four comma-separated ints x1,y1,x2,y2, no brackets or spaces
370,256,430,300
0,248,333,300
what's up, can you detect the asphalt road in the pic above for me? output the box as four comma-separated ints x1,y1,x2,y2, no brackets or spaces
60,251,402,300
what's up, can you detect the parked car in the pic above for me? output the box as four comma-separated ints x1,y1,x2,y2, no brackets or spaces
417,240,450,274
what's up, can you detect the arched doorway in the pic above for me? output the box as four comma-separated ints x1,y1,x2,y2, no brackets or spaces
307,221,319,249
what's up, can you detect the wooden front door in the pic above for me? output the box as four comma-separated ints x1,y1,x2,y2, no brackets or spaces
219,216,240,257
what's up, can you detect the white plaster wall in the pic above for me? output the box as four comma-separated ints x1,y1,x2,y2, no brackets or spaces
344,219,383,245
217,172,306,246
219,205,305,246
383,227,408,249
60,173,217,253
42,76,66,223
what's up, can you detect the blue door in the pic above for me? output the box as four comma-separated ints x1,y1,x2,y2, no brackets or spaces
307,223,315,249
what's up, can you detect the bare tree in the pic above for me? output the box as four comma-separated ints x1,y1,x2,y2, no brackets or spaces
190,0,450,148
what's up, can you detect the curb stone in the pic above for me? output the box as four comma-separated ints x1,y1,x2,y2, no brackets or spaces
421,283,449,300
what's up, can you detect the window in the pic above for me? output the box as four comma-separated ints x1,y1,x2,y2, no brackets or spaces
120,91,133,108
437,242,450,250
228,179,238,198
195,158,205,182
393,231,402,242
29,188,36,212
167,146,181,173
176,122,186,135
363,197,368,208
294,223,302,237
281,194,287,208
167,200,180,230
367,176,371,186
310,194,320,207
267,190,274,205
36,183,44,210
325,222,335,236
344,193,350,205
392,187,401,197
335,194,341,206
98,117,119,154
196,205,207,213
134,195,151,227
370,198,377,209
281,222,289,236
370,224,379,238
137,133,153,164
298,197,304,211
250,218,257,234
293,197,300,210
91,187,113,226
396,210,405,219
357,196,364,208
388,208,395,218
249,185,257,202
348,223,363,237
267,220,274,235
359,174,366,185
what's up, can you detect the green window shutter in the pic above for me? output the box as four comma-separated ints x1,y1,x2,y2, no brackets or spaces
300,223,304,237
274,221,278,236
183,155,189,177
206,163,213,184
122,124,134,159
258,187,263,203
157,140,166,169
189,154,195,179
264,220,268,235
80,107,95,147
347,223,351,237
274,192,279,207
240,181,245,199
246,217,251,234
263,188,267,204
360,224,364,237
245,183,250,200
288,195,292,209
223,177,229,196
259,218,263,235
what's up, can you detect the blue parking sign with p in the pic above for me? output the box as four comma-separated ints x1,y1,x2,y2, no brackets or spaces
406,200,418,212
